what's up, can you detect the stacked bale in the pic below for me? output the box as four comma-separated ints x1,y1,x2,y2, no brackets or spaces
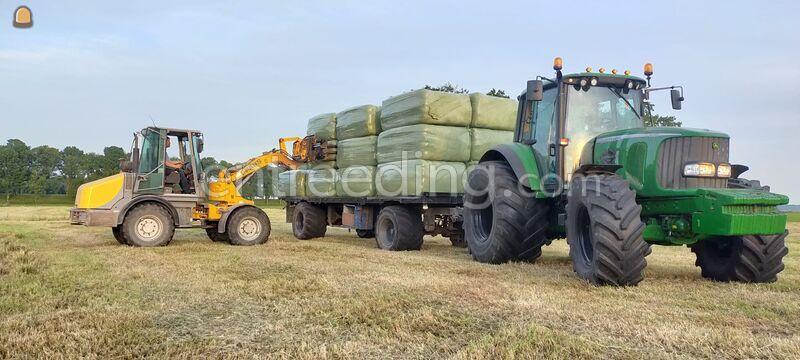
276,170,308,197
306,113,338,197
468,93,517,166
376,89,472,196
334,105,381,197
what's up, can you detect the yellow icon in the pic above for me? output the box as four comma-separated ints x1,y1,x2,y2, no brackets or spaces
13,5,33,28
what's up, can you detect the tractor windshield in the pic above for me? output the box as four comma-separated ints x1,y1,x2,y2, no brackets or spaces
564,85,644,177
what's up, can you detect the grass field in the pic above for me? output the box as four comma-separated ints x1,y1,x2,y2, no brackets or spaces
1,206,798,358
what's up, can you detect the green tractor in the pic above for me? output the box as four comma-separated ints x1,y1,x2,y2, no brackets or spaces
464,58,789,286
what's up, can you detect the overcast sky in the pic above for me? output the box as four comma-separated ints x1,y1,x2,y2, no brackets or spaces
1,0,799,202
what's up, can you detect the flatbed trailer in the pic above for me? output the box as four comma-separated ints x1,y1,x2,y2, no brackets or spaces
281,193,465,250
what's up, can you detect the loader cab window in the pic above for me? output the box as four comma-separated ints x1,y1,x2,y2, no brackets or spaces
138,129,162,175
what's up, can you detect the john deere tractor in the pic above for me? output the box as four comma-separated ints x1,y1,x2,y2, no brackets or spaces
464,58,789,286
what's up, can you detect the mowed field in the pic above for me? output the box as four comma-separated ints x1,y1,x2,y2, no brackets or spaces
1,207,799,359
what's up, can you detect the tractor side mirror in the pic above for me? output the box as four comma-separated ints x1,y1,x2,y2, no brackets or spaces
527,80,544,102
197,138,204,153
671,89,683,110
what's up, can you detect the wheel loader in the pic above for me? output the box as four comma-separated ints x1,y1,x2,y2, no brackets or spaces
464,58,790,285
70,127,333,247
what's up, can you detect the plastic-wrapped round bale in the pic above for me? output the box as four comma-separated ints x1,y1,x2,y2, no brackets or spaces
376,124,470,164
307,113,337,141
336,105,381,140
336,136,377,168
470,128,514,161
380,89,472,130
375,160,465,196
336,166,376,197
469,93,518,131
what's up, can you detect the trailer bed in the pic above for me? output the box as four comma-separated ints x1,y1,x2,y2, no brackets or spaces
280,193,463,206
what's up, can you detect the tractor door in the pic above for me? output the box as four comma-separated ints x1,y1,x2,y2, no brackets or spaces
518,84,559,177
134,128,166,194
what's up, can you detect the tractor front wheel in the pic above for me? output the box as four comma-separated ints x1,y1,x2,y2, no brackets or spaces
226,207,271,246
206,224,230,243
112,226,128,245
691,232,788,283
566,174,651,286
121,203,175,247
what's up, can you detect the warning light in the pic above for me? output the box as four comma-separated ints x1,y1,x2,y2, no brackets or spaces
13,6,33,28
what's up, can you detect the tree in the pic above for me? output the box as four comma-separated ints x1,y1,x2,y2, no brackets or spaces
0,139,31,196
61,146,87,197
101,146,126,177
486,88,510,98
644,103,682,127
424,82,469,94
29,145,62,195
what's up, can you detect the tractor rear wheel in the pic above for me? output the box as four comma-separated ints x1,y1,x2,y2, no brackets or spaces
375,206,423,251
292,202,327,240
112,226,128,245
566,174,650,286
691,232,788,283
122,203,175,247
356,229,375,238
227,207,271,246
464,161,549,264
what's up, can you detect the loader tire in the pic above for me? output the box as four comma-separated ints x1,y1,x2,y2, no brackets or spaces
112,226,128,245
566,174,651,286
691,232,788,283
227,207,271,246
464,161,549,264
375,206,423,251
292,202,327,240
206,225,230,243
122,203,175,247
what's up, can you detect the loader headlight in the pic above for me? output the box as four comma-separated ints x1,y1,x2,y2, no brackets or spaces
683,162,716,177
717,163,732,178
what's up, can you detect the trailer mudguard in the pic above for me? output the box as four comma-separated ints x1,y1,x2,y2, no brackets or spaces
479,143,542,192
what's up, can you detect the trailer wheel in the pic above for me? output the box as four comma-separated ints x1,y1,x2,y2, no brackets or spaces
205,224,230,243
292,202,327,240
356,229,375,238
227,207,271,246
375,206,423,251
566,174,650,286
112,226,128,245
464,161,549,264
691,232,788,283
122,203,175,247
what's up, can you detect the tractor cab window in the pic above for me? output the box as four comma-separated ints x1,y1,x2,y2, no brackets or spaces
138,129,162,175
564,85,644,176
531,86,558,173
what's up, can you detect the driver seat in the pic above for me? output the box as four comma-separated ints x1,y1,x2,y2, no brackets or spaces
164,171,182,193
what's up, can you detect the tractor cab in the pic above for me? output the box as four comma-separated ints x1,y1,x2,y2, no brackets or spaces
122,127,206,197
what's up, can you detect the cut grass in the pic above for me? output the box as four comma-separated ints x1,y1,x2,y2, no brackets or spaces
0,206,798,358
788,212,800,222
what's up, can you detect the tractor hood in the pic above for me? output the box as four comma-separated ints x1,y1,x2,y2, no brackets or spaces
74,173,125,209
585,127,731,197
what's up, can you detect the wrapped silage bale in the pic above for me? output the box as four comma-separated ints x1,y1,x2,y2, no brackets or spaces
470,128,514,161
269,167,287,197
336,105,381,140
307,113,337,141
300,161,336,170
380,89,472,130
376,160,466,196
306,168,338,197
277,170,307,197
376,124,470,164
336,136,377,168
336,166,376,197
469,93,518,131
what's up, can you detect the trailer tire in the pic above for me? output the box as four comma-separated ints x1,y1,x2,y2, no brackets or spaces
691,232,788,283
464,161,549,264
293,202,327,240
206,225,230,243
122,203,175,247
112,226,128,245
356,229,375,238
375,206,423,251
227,207,271,246
566,174,650,286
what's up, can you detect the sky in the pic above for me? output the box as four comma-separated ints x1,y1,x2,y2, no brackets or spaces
1,0,799,202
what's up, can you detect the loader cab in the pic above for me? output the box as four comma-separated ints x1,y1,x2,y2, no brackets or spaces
125,127,206,197
516,72,647,186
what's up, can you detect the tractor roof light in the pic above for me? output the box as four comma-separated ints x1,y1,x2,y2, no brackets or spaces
626,80,634,89
590,77,598,86
611,69,618,74
717,163,732,178
553,57,563,71
644,63,654,77
586,67,593,73
599,68,606,74
624,70,631,75
579,78,589,87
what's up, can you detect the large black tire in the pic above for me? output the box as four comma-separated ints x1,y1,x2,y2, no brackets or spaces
292,202,327,240
375,206,423,251
566,174,651,286
226,207,271,246
121,203,175,247
464,161,549,264
691,232,788,283
112,226,128,245
206,225,230,243
356,229,375,238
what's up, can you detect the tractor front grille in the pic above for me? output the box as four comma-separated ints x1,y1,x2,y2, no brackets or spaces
657,137,729,189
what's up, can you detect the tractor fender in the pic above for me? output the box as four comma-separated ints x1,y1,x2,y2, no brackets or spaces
117,195,181,226
218,204,262,233
479,143,542,191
